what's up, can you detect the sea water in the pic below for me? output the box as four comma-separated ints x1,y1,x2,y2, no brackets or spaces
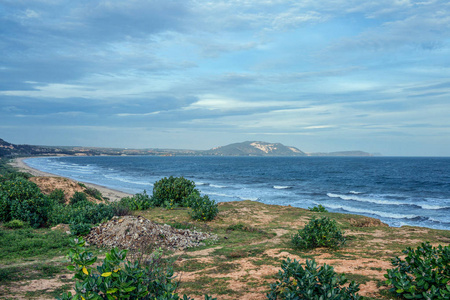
25,156,450,230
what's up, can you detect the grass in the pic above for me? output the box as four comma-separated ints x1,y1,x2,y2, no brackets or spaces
0,227,74,264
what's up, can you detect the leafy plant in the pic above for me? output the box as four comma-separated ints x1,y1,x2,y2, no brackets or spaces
267,258,362,299
58,238,216,300
69,223,92,236
70,191,88,206
49,188,66,204
152,176,199,208
3,219,27,229
308,204,328,212
0,177,53,228
119,190,153,211
384,242,450,299
291,216,346,250
187,194,219,221
84,187,103,201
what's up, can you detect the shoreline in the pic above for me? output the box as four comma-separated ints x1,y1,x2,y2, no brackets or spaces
9,157,132,202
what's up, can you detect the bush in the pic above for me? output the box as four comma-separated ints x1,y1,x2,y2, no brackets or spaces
119,190,153,211
49,188,66,204
187,194,219,221
384,242,450,299
69,223,92,236
58,238,216,300
70,191,88,206
308,204,328,212
267,258,362,299
0,177,53,228
292,217,346,250
84,187,103,201
3,219,26,229
152,176,199,208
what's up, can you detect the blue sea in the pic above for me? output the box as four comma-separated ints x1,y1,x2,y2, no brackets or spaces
25,156,450,230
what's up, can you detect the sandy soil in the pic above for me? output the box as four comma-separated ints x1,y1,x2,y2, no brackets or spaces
8,157,132,202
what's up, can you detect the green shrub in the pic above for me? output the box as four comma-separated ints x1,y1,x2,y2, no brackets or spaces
0,177,53,228
3,219,26,229
84,187,103,201
187,194,219,221
69,191,88,206
69,223,92,236
58,238,216,300
308,204,328,212
119,190,153,211
49,188,66,204
49,201,115,227
384,242,450,299
292,216,346,250
77,182,86,188
152,176,199,208
267,258,362,299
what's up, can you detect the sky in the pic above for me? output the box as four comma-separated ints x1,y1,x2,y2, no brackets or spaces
1,0,450,156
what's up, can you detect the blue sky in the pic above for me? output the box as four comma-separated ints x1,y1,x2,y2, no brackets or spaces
1,0,449,156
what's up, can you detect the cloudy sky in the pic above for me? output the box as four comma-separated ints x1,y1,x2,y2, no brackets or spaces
1,0,450,156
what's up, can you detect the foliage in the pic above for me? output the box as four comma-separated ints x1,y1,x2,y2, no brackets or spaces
291,217,346,250
119,190,153,211
267,258,362,299
384,242,450,299
58,238,217,300
0,227,72,262
49,188,66,204
308,204,328,212
152,176,199,208
84,187,104,201
77,182,86,188
70,191,88,205
3,219,27,229
0,177,53,228
49,201,115,227
187,193,219,221
69,223,92,236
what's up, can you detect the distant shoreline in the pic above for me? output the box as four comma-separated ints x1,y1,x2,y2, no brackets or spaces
9,157,132,202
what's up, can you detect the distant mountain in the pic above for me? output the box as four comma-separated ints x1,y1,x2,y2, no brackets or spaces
309,151,373,157
203,141,307,156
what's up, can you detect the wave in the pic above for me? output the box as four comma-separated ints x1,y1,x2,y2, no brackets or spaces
103,175,151,186
419,204,450,210
273,185,293,190
210,184,227,188
349,191,362,194
324,203,421,220
196,182,210,186
327,193,407,206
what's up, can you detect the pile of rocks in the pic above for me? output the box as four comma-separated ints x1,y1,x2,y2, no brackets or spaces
85,215,217,251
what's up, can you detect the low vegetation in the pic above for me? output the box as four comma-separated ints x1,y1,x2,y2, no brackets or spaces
291,216,346,250
385,242,450,299
267,258,362,299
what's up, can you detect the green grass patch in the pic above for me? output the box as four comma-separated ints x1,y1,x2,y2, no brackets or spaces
0,227,73,263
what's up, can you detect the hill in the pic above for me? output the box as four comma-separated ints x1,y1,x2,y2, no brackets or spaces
203,141,306,156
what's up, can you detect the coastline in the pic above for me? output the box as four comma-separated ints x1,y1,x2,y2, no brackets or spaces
9,157,132,202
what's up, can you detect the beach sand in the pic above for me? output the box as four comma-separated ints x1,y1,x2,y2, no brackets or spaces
8,157,132,202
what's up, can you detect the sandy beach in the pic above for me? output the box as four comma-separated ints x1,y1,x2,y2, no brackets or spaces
8,157,132,202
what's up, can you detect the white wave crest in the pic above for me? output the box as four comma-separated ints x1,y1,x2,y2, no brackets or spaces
273,185,292,190
327,193,406,206
324,203,419,219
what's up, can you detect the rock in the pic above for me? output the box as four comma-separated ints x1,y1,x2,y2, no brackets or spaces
85,216,217,251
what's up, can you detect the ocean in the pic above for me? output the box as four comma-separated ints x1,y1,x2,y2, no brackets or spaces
25,156,450,230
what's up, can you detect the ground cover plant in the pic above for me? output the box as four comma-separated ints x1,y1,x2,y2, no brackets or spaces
291,216,346,250
58,238,217,300
384,242,450,299
267,257,362,299
187,193,219,221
